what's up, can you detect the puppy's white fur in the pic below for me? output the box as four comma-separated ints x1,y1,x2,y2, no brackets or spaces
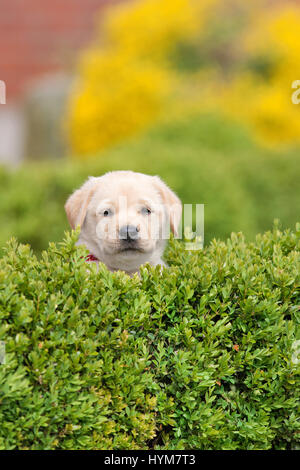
65,171,182,275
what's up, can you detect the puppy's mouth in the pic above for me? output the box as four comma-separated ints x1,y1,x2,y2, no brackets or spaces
116,238,147,254
119,245,143,253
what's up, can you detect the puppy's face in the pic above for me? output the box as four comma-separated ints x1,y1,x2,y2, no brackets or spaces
65,171,182,273
94,181,164,256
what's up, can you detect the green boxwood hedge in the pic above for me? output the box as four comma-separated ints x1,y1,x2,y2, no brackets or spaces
0,224,299,450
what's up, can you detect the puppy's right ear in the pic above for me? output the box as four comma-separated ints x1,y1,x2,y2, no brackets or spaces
65,177,98,229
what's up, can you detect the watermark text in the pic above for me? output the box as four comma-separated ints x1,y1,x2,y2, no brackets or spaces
0,80,6,104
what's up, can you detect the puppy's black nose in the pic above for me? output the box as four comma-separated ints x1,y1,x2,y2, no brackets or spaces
119,225,140,241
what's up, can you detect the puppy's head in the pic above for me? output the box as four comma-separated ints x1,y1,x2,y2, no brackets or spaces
65,171,182,272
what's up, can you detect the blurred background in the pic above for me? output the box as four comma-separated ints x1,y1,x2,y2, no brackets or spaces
0,0,299,254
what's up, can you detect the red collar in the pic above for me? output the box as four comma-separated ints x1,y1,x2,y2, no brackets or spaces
85,253,99,262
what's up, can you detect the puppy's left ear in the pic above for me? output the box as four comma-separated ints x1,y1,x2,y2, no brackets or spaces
152,176,182,237
65,177,98,229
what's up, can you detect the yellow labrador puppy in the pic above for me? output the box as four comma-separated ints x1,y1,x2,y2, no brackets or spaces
65,171,182,275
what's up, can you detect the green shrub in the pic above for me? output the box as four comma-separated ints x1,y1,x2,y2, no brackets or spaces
0,223,299,450
0,114,300,255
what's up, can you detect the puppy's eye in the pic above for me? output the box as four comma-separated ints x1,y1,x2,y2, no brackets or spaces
141,207,151,215
103,209,112,217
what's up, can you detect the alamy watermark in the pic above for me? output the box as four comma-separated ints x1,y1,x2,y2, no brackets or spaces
0,80,6,104
182,203,204,250
0,341,5,364
291,80,300,104
95,199,204,250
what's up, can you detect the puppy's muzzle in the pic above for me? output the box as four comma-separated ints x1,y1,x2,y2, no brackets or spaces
119,225,140,242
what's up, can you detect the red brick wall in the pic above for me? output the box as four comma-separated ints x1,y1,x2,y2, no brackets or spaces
0,0,125,102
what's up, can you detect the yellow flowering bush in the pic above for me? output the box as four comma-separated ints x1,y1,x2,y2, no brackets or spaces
67,0,300,156
67,0,212,156
217,6,300,147
68,53,171,154
103,0,200,60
